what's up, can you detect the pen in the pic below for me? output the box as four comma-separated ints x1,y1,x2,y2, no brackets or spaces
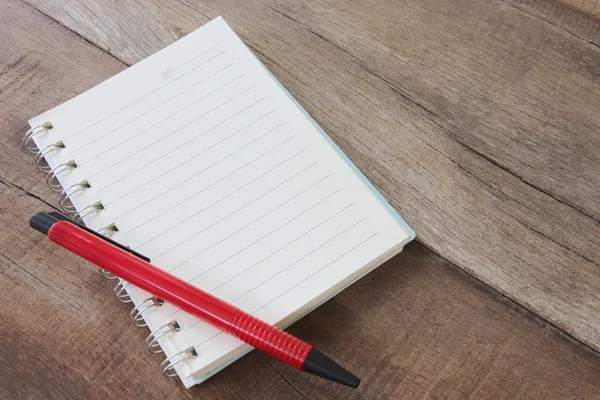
30,212,360,388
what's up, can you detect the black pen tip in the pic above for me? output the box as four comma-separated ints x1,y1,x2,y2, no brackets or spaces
302,348,360,389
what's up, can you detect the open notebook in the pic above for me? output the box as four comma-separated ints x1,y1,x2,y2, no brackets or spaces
26,17,414,387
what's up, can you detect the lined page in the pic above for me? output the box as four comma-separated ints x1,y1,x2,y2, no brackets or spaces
30,17,411,382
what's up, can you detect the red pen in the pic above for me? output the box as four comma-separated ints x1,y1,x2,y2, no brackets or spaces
30,212,360,388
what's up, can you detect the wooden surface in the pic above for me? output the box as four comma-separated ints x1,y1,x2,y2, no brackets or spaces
21,0,600,351
1,0,599,398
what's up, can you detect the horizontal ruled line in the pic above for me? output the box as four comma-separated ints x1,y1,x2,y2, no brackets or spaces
185,223,374,329
252,231,378,311
114,123,289,228
122,134,298,235
70,60,234,153
62,44,221,141
172,44,222,72
174,189,344,278
102,104,272,205
152,166,325,261
87,76,249,172
208,201,353,295
176,200,351,319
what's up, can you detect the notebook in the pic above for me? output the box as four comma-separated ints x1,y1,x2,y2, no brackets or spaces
25,16,415,388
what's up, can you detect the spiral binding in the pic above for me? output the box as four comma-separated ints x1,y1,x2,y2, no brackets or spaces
113,280,132,303
145,320,182,353
34,141,66,172
23,123,189,381
130,297,165,327
160,347,199,377
58,180,92,214
23,121,53,154
22,121,120,297
46,159,78,192
74,201,104,224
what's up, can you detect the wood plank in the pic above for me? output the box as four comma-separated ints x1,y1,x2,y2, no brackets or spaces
266,0,600,218
2,1,600,398
20,0,600,351
504,0,600,46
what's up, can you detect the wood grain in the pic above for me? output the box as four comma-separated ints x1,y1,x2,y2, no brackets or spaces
505,0,600,45
20,0,600,351
2,0,600,398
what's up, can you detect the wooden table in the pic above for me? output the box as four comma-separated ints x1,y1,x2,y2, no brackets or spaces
1,0,599,398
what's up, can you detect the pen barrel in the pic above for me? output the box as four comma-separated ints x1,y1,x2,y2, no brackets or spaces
43,219,312,370
228,309,312,370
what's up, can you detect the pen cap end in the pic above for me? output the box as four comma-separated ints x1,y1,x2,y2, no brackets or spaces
30,212,59,235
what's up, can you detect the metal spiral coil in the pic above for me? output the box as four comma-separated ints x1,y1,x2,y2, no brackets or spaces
113,280,132,303
34,141,65,172
160,346,199,377
21,124,198,379
130,297,164,327
23,121,53,154
73,201,104,224
58,180,91,214
46,159,77,192
145,320,181,354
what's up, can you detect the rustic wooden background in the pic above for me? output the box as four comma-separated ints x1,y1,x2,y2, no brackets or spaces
1,0,599,398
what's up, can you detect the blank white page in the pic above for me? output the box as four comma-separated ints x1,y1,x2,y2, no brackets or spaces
29,17,413,386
